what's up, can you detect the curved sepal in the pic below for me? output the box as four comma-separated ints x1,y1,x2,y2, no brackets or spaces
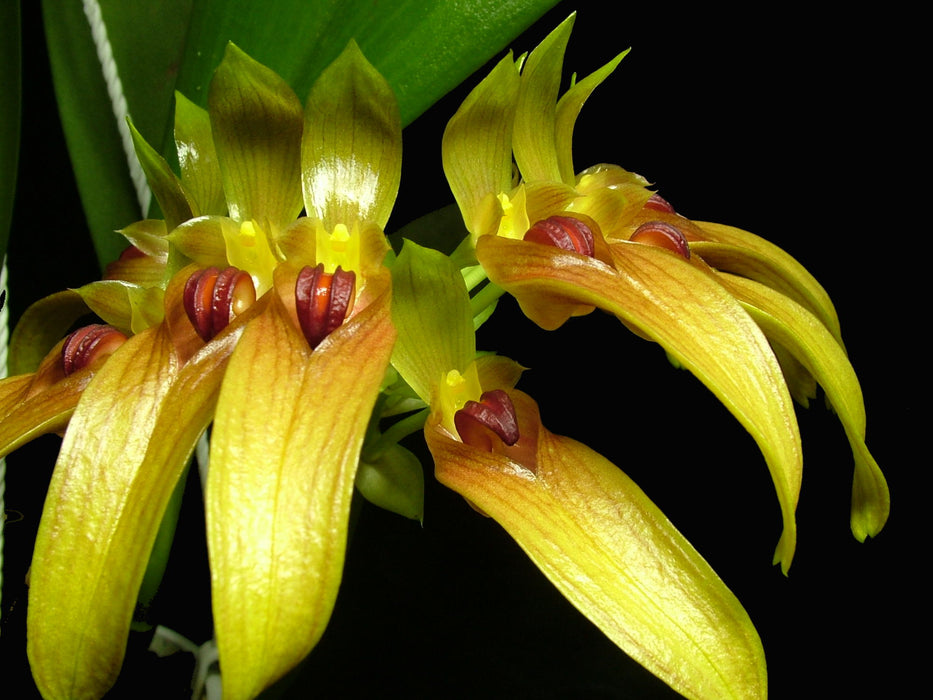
207,277,395,700
722,273,889,541
209,43,304,229
301,41,402,231
477,234,802,571
426,390,768,700
692,219,842,343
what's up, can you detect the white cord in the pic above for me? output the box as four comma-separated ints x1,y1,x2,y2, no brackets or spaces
81,0,151,217
77,6,221,697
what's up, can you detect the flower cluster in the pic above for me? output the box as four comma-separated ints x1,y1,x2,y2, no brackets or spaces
0,14,887,700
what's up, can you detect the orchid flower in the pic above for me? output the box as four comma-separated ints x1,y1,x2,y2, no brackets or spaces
0,42,398,700
388,239,767,700
441,14,888,572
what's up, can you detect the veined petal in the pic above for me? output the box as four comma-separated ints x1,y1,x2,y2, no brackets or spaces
427,390,767,700
174,91,226,217
209,43,304,229
27,324,179,700
692,219,842,344
477,235,802,571
301,41,401,232
169,215,236,268
442,51,520,238
513,14,573,183
207,279,395,700
721,273,890,540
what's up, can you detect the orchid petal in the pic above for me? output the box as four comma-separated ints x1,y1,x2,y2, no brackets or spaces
390,239,475,404
74,279,165,335
301,41,402,232
128,117,195,231
117,219,169,261
207,279,395,700
513,14,573,183
721,273,889,540
168,215,236,268
554,49,628,183
174,91,226,217
27,324,179,699
442,51,520,237
8,290,89,375
477,235,802,571
209,43,304,229
427,390,767,700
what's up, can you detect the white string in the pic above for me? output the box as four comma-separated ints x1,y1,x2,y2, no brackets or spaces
81,0,151,217
79,8,220,696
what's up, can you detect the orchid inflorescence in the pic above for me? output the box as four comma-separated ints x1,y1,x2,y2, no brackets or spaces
0,13,887,700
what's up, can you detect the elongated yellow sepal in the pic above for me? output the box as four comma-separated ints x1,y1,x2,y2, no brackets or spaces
207,276,395,700
427,390,767,700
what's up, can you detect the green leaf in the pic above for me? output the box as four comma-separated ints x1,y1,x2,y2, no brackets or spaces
174,0,561,126
0,0,21,261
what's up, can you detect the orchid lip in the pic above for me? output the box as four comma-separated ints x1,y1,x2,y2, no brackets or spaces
295,263,356,349
630,220,691,259
61,324,128,376
524,215,596,257
644,193,675,213
454,389,520,451
184,266,257,341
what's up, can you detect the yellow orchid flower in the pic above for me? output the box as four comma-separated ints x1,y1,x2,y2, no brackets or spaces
388,239,767,700
441,13,888,572
2,41,399,700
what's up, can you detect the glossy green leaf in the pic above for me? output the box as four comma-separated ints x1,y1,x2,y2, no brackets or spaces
0,0,20,260
40,0,143,267
174,0,560,126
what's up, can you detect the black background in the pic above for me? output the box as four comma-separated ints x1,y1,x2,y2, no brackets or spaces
2,2,920,698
